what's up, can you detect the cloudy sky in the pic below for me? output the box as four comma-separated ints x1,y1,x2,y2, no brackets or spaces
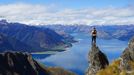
0,0,134,25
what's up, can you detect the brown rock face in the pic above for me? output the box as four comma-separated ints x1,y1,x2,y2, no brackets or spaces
86,44,109,75
0,52,75,75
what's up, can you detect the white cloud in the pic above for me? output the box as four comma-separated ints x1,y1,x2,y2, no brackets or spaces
0,3,134,25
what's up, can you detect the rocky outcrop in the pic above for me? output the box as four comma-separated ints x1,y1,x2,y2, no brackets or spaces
86,44,109,75
86,36,134,75
0,52,75,75
86,37,134,75
120,37,134,71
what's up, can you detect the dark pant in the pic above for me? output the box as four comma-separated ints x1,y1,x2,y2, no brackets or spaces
92,36,96,43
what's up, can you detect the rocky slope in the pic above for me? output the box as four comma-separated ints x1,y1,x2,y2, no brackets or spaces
0,51,75,75
86,44,109,75
120,36,134,73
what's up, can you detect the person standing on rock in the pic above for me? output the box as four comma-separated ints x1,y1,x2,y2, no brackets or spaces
91,27,97,44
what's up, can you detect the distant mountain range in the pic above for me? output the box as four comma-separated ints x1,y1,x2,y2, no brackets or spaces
0,19,133,52
0,20,75,52
42,25,134,41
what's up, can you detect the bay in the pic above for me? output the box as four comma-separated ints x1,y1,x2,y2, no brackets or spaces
32,33,128,75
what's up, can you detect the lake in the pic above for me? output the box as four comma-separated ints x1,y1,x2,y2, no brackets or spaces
32,33,128,75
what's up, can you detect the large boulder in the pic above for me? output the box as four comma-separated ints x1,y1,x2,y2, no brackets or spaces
86,44,109,75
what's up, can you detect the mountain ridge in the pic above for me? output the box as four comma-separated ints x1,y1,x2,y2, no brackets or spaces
0,20,75,52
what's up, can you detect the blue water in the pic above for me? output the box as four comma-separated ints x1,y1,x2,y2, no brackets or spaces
32,33,128,75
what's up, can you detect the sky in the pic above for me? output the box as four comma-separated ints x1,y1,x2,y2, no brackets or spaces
0,0,134,25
